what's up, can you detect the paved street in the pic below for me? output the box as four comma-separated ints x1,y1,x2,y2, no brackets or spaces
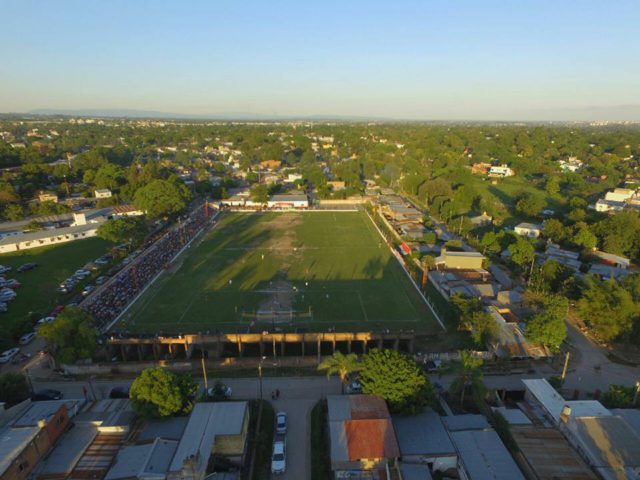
562,321,640,394
30,375,340,479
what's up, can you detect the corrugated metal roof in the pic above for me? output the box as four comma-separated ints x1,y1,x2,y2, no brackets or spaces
105,438,178,480
611,409,640,438
399,463,433,480
329,421,349,463
442,414,490,432
169,402,247,474
0,426,40,477
392,409,455,456
511,426,597,480
38,425,98,476
327,396,351,422
451,429,525,480
0,223,100,246
14,399,84,427
573,416,640,469
138,417,188,441
345,418,399,461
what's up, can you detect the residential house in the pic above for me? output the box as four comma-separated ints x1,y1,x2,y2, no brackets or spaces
435,250,485,270
488,164,515,177
327,395,400,478
0,402,74,480
259,159,281,170
95,189,113,199
471,163,492,175
327,180,346,191
167,402,249,479
38,191,58,203
511,426,597,480
514,222,542,238
392,409,457,474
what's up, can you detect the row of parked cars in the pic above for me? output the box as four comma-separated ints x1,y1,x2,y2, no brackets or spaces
0,330,38,364
0,262,38,313
272,411,288,475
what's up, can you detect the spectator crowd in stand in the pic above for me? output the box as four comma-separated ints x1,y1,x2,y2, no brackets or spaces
84,206,210,330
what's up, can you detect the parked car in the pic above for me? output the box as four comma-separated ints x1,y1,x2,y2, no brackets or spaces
82,285,95,296
74,269,91,277
95,276,107,285
0,265,11,274
0,279,21,289
50,305,65,316
94,257,109,265
16,262,38,273
109,386,130,399
345,381,363,394
0,302,7,313
276,412,287,434
0,347,20,363
32,389,63,401
207,381,232,400
271,439,286,474
0,289,17,301
36,316,56,327
19,332,37,345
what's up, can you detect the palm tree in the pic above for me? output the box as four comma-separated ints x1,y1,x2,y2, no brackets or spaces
317,351,362,393
449,350,486,408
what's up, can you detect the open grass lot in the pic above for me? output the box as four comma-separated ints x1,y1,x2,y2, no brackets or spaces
120,211,439,334
0,238,113,343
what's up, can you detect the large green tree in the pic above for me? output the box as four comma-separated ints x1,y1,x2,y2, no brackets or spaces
577,278,637,341
38,307,97,364
526,295,568,351
318,351,362,393
508,236,536,267
130,367,198,418
97,217,148,245
359,349,434,414
133,179,189,219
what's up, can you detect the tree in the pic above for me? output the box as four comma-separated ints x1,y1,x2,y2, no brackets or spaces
3,203,24,221
515,193,545,218
134,179,188,219
251,184,269,203
359,349,434,414
525,295,568,351
451,294,498,347
601,384,638,408
0,373,30,406
317,352,362,393
577,278,637,341
38,307,97,364
130,367,198,418
508,237,535,267
97,217,148,245
448,350,485,408
572,222,597,250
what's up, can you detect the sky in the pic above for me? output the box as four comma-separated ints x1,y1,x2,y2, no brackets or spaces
0,0,639,121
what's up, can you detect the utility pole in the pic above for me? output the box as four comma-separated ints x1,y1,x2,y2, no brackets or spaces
561,352,571,382
634,381,640,406
200,336,208,391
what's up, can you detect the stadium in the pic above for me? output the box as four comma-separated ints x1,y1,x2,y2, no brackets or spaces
96,206,442,359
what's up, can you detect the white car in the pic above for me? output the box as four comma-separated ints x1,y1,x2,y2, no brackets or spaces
0,266,11,275
19,332,37,345
0,347,20,363
271,440,286,474
37,316,56,327
0,289,17,301
276,412,287,434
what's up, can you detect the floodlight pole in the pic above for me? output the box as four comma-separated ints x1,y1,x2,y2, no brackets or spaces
561,352,571,382
200,335,208,391
634,381,640,406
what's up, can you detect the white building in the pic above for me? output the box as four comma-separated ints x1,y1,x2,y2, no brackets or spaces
267,194,309,209
0,223,100,254
514,222,542,238
94,188,113,199
488,164,515,177
559,157,584,173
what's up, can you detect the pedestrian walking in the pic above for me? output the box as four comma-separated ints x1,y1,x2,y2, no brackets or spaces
276,388,280,399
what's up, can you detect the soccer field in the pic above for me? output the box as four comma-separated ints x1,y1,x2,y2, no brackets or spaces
119,211,440,334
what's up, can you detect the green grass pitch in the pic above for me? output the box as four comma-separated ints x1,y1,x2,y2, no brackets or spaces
119,211,440,334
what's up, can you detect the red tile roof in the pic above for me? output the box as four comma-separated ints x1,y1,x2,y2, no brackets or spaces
345,419,400,461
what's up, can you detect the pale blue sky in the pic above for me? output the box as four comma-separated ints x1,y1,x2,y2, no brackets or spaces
1,0,639,120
